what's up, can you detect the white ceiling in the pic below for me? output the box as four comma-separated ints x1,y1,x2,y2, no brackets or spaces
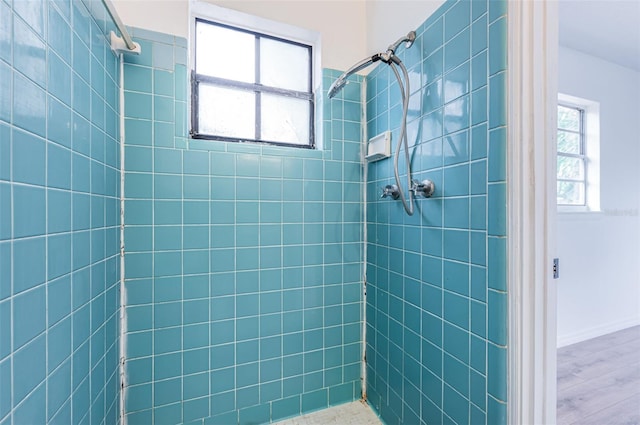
559,0,640,71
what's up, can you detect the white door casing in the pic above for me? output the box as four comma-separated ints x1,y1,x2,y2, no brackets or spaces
507,1,558,424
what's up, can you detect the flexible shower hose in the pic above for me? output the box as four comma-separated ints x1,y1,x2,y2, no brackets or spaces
390,60,414,216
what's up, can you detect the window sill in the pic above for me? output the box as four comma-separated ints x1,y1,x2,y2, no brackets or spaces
558,205,600,213
557,206,602,221
188,137,327,159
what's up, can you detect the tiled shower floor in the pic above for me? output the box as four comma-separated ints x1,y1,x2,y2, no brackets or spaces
272,401,383,425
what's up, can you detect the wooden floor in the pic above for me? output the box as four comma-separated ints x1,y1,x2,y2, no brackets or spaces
557,325,640,425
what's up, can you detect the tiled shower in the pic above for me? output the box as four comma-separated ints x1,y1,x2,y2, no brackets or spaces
0,0,507,425
121,29,365,424
1,0,121,423
364,2,507,423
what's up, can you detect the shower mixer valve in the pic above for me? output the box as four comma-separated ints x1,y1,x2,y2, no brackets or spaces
410,179,436,198
381,184,400,200
381,180,435,200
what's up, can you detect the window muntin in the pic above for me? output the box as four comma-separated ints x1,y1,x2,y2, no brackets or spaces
557,104,586,206
191,19,314,148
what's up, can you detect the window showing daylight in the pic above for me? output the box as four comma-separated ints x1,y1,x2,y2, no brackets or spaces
191,19,314,148
557,104,587,205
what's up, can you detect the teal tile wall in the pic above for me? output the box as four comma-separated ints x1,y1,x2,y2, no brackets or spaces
364,0,508,424
122,30,364,424
0,0,121,424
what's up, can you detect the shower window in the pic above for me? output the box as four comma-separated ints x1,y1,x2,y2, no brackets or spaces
191,18,315,148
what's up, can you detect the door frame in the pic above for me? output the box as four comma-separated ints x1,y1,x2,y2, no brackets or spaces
507,1,558,424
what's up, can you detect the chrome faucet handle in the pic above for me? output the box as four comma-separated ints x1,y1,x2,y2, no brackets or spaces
381,184,400,200
410,179,435,198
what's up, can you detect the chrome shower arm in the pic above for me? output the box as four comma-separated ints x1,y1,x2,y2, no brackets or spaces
328,30,417,99
386,31,416,55
327,54,382,99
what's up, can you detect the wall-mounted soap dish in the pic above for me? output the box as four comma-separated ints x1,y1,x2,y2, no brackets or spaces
365,131,391,162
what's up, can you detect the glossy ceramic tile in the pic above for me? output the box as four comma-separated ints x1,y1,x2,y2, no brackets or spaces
365,0,507,424
4,0,510,424
472,14,488,56
122,30,364,425
13,15,46,87
1,0,121,424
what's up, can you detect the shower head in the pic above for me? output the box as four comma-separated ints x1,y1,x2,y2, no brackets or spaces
327,75,348,99
327,54,381,99
386,31,416,55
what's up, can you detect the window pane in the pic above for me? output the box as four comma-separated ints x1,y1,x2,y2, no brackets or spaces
261,94,310,145
196,21,255,83
260,38,310,92
198,84,255,140
557,155,584,180
558,105,580,131
557,130,581,154
557,181,585,205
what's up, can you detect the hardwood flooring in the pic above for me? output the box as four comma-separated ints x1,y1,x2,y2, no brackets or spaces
557,325,640,425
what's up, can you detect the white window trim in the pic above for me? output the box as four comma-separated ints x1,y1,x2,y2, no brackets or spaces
188,0,323,148
557,93,600,213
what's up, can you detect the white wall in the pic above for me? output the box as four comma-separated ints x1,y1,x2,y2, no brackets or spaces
365,0,442,56
557,46,640,346
111,0,444,72
111,0,189,39
204,0,367,72
111,0,366,71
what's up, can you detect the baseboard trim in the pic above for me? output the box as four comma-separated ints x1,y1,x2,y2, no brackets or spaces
557,317,640,347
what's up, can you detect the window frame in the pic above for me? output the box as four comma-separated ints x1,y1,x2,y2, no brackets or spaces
190,16,316,149
556,93,601,213
556,102,587,206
